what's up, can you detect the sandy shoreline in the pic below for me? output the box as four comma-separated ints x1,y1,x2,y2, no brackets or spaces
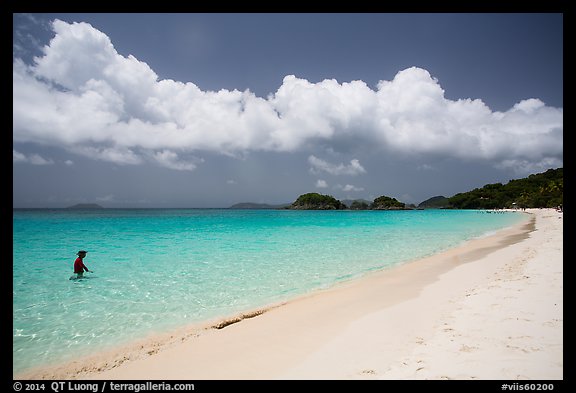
15,209,562,380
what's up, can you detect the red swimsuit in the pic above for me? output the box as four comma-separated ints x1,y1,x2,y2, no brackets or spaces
74,257,88,274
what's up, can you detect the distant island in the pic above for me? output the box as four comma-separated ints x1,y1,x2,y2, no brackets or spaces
285,193,406,210
371,195,405,210
342,199,372,210
289,193,347,210
66,203,105,209
229,202,290,209
418,196,450,209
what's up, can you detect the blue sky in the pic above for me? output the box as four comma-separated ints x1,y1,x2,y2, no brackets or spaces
13,13,563,207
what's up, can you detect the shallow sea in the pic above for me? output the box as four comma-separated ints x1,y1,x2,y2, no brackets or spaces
13,208,526,373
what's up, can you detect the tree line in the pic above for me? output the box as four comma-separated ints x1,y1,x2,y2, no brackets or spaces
289,193,405,210
448,168,563,209
287,167,563,210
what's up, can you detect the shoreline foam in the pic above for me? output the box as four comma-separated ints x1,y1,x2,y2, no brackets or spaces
16,209,562,380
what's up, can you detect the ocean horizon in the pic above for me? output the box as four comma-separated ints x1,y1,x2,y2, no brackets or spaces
13,208,527,374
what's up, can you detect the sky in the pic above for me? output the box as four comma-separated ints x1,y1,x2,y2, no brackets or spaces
12,13,563,208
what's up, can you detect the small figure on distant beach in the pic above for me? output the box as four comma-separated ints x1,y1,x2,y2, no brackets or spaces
71,250,92,279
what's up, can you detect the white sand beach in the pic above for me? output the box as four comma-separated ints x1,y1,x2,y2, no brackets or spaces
16,208,562,380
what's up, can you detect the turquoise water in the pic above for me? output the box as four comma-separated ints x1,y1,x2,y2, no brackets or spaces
13,208,526,373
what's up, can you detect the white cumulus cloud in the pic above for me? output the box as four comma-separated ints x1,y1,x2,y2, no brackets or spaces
151,150,202,171
308,155,366,176
13,149,54,165
12,19,563,173
339,184,365,192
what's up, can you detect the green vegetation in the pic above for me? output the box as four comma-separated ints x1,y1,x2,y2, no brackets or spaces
418,196,450,209
371,195,405,210
280,168,563,211
289,193,347,210
448,168,563,209
349,200,371,210
289,193,407,210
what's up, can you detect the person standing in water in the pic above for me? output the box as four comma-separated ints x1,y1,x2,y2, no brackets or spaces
73,250,92,278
